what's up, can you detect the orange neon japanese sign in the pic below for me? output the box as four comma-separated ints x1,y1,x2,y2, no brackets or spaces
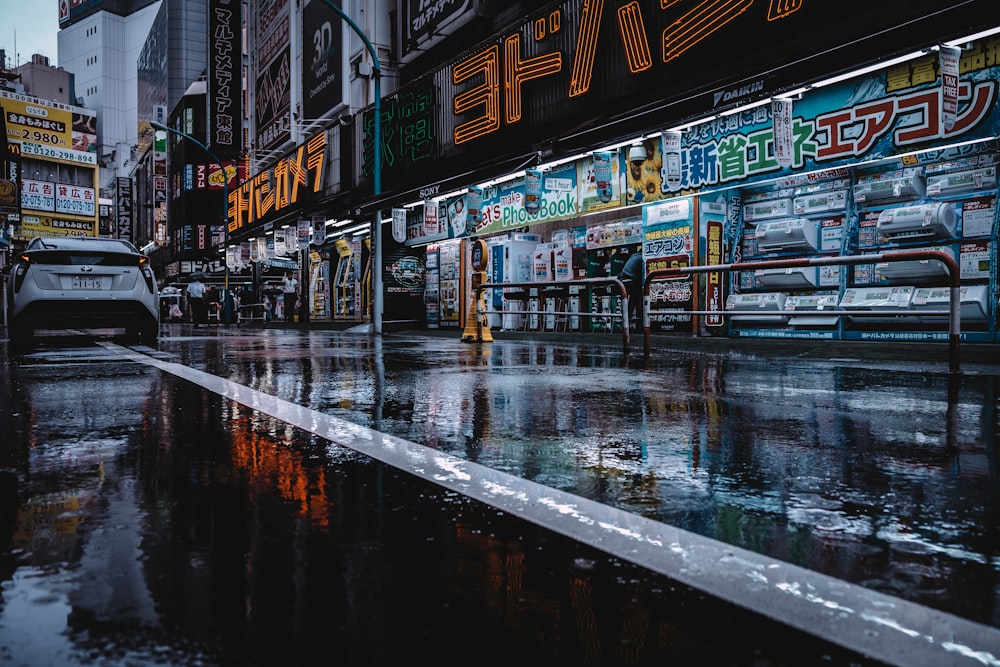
451,0,807,144
229,132,327,233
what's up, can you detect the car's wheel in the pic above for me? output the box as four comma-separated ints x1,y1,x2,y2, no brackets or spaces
140,322,159,344
8,321,32,344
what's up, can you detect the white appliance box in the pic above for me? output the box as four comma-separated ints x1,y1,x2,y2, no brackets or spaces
785,293,839,326
839,286,917,323
743,198,792,223
854,172,926,203
925,167,998,197
793,189,848,215
755,266,819,289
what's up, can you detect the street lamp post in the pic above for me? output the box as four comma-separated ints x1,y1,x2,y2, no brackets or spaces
319,0,382,335
150,120,233,326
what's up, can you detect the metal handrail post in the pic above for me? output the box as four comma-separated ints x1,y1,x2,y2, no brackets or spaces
642,250,962,372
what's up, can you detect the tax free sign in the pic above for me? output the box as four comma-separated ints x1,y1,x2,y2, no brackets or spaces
473,163,577,236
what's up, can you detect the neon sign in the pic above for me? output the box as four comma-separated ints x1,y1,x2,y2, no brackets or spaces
230,132,327,233
451,0,807,144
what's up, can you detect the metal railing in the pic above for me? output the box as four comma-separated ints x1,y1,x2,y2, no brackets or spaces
462,250,965,372
467,277,632,354
642,250,964,372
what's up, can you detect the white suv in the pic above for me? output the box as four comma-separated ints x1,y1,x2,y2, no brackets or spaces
5,236,160,345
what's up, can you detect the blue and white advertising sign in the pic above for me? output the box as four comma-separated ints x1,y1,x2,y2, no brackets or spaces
664,41,1000,192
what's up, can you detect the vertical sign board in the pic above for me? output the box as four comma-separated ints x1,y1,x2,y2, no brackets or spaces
302,0,345,122
699,198,726,327
255,0,292,152
642,197,695,332
381,222,427,324
116,177,133,242
939,45,961,132
208,0,241,160
0,111,19,236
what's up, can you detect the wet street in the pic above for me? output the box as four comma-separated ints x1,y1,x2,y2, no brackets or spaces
0,325,998,666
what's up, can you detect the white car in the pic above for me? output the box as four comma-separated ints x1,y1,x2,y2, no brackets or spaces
5,236,160,345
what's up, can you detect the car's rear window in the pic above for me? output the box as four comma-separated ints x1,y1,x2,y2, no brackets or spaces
27,251,140,267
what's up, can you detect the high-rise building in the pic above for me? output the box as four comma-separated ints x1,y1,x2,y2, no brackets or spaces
57,0,161,190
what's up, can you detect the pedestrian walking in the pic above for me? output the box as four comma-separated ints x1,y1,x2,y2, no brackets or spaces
281,271,299,322
186,274,208,326
262,294,273,322
617,250,644,332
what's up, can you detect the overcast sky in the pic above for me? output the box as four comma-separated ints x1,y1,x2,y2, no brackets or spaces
2,2,60,68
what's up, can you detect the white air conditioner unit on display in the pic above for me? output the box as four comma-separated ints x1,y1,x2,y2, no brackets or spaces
926,167,998,197
793,189,848,215
785,293,839,327
725,292,788,324
755,266,820,289
839,286,917,323
876,202,957,242
854,172,926,203
754,218,820,253
743,198,792,223
910,284,990,322
876,246,955,284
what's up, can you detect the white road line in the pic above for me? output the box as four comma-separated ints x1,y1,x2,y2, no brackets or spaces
102,341,1000,667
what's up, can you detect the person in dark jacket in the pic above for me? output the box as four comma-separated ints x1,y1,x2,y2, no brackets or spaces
618,250,644,331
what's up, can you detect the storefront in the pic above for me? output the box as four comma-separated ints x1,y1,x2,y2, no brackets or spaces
375,31,1000,343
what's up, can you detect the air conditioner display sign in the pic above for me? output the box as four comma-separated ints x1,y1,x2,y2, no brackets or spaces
650,37,1000,192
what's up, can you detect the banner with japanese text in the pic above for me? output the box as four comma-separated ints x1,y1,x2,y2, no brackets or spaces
642,197,695,332
660,39,1000,192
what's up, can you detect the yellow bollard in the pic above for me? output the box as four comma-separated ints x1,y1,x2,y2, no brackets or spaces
462,239,493,343
461,272,493,343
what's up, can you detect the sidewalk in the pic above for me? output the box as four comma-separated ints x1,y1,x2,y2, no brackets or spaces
252,318,1000,369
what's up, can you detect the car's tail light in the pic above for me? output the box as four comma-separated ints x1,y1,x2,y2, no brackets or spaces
11,255,30,293
138,256,157,294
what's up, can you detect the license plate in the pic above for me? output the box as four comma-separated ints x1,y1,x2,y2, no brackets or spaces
72,276,103,289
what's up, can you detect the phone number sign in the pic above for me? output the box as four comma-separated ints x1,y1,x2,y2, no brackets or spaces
20,141,97,166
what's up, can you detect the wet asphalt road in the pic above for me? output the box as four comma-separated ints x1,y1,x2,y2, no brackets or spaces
0,324,998,666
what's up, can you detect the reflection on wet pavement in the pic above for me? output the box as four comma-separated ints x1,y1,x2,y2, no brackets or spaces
177,332,999,630
1,330,998,666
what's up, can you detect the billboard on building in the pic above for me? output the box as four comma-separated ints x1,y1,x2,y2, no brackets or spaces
302,0,345,122
208,0,242,160
1,92,97,166
254,0,292,152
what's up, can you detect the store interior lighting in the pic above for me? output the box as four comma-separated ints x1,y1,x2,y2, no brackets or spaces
338,222,371,237
944,25,1000,46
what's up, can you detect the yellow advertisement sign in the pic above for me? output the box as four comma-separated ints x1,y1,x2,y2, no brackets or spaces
335,239,353,257
1,93,98,165
20,214,97,238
